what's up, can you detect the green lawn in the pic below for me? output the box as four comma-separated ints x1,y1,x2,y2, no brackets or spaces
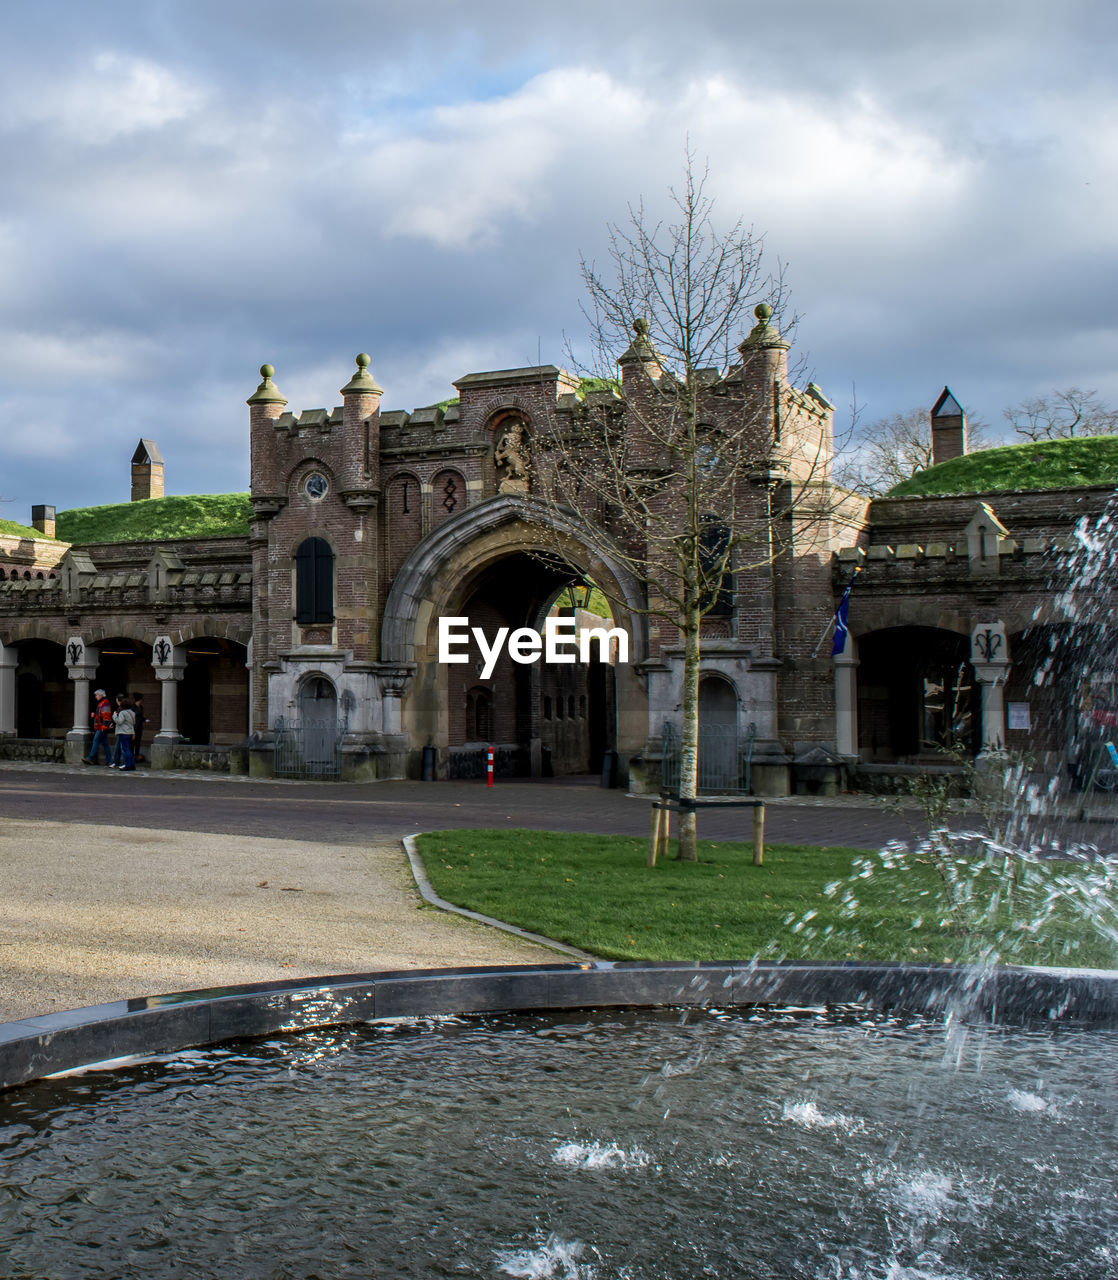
416,829,1116,969
57,493,252,544
887,435,1118,497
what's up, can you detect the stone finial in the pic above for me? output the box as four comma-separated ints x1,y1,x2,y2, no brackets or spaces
247,364,288,406
340,352,383,396
739,302,790,352
618,317,658,364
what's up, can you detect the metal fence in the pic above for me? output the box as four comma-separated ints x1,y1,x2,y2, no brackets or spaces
661,721,757,796
273,715,345,780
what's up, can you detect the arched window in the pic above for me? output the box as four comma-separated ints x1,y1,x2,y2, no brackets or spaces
466,687,492,742
699,515,732,616
295,537,334,624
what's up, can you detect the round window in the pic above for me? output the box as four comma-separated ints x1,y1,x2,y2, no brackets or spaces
304,472,328,500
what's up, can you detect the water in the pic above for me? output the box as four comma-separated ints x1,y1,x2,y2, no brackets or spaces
2,1007,1116,1278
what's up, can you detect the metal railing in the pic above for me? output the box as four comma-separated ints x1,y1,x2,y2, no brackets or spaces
661,721,757,796
273,715,345,780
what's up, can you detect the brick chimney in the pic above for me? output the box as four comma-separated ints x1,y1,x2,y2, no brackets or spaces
31,505,55,538
930,387,967,466
131,439,165,501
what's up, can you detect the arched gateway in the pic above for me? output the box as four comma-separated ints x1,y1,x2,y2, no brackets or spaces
381,496,648,779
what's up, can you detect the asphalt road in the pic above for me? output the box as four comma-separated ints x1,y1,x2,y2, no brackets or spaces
0,764,945,849
2,762,1114,853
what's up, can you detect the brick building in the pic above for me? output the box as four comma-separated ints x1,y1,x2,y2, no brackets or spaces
0,312,1112,791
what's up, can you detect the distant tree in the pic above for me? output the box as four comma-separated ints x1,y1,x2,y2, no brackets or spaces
1004,387,1118,441
834,408,990,496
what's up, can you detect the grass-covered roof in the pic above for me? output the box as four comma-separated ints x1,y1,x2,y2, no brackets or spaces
0,516,48,539
56,494,252,544
887,435,1118,498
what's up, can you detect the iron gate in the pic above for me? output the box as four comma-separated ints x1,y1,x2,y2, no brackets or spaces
273,714,346,780
661,721,757,796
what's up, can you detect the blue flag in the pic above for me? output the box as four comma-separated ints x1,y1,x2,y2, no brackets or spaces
831,570,860,656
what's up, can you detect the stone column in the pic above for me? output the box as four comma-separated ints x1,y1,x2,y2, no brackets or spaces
64,637,100,763
151,636,186,770
833,647,859,759
973,663,1009,752
971,622,1009,754
376,665,414,779
0,641,17,736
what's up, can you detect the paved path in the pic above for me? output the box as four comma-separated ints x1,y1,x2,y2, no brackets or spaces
0,819,551,1024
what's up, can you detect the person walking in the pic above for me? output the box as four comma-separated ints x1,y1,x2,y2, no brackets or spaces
132,692,148,764
83,689,113,765
111,695,137,772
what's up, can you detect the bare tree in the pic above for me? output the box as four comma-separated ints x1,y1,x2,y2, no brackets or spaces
530,160,844,861
834,407,991,497
1004,387,1118,441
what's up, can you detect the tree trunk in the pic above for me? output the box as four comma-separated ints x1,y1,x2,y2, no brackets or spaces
676,590,702,861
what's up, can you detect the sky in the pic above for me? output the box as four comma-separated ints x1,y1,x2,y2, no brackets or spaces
1,0,1115,518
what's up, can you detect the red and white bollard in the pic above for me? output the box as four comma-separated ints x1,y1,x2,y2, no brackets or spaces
487,745,494,787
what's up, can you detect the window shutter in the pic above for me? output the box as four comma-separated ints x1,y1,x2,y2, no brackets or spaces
295,538,334,624
295,540,314,623
314,538,334,622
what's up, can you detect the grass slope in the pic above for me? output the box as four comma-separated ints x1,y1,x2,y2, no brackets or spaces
56,494,252,544
416,829,1113,968
888,435,1118,497
0,517,47,539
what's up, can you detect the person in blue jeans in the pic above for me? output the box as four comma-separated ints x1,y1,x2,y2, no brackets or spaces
110,695,137,771
83,689,113,765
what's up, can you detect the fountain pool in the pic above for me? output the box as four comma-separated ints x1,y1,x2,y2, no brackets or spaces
0,962,1116,1278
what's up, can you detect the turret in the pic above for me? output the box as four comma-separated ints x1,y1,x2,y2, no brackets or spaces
339,352,383,505
737,302,789,389
247,364,287,505
616,317,663,387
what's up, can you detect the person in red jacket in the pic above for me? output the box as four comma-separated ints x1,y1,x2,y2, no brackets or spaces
83,689,113,765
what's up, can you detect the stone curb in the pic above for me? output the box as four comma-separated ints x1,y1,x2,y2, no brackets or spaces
402,833,593,960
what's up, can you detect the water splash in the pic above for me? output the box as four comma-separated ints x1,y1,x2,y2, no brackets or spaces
552,1140,650,1170
495,1233,596,1278
1006,1088,1048,1113
782,1100,864,1133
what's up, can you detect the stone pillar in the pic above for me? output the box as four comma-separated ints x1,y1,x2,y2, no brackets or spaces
63,637,100,762
833,647,859,759
0,641,17,736
377,665,414,779
971,622,1009,753
974,665,1009,752
151,636,186,770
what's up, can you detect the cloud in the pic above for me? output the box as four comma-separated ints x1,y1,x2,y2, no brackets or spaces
0,1,1114,514
2,51,204,146
347,69,647,249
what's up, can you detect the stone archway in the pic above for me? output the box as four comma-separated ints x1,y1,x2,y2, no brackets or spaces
381,495,648,779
